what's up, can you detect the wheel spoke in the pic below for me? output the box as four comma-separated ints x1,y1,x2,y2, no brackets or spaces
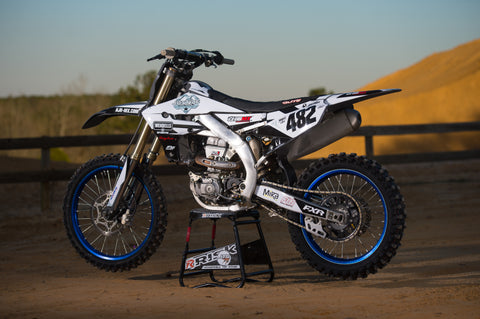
350,175,356,194
335,174,345,192
101,235,107,253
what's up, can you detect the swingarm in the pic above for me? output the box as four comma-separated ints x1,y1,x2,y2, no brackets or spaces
254,183,348,226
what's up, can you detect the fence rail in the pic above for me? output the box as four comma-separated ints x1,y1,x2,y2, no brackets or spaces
1,121,480,183
351,121,480,160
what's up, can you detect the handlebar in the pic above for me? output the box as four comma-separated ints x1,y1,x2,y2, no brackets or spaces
147,47,235,67
222,57,235,65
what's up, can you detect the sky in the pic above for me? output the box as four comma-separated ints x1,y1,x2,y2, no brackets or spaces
0,0,479,100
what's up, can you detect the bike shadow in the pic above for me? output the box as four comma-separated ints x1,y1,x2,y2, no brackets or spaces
128,257,339,284
129,271,179,282
271,257,342,284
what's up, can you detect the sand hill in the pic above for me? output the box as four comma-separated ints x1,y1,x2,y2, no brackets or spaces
308,38,480,158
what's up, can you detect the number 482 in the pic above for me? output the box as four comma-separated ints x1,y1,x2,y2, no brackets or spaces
286,106,316,132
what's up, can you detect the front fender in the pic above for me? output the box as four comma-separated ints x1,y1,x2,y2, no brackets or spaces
82,101,146,129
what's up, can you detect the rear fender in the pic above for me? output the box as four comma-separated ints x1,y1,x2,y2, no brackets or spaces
325,89,401,112
82,102,146,129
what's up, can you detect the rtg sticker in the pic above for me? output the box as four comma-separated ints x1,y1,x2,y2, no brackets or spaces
227,116,252,123
280,196,296,207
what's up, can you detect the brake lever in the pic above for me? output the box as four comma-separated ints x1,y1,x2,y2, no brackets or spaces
147,47,176,62
147,53,165,62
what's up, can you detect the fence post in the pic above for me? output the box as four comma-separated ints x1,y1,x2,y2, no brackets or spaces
41,146,51,212
365,135,374,158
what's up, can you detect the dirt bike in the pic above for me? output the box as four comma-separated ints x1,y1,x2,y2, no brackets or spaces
63,48,406,279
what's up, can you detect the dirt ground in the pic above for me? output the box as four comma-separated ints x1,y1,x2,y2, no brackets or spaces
0,158,479,318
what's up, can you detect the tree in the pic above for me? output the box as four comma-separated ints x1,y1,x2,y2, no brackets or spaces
308,87,334,96
112,70,157,105
102,70,157,133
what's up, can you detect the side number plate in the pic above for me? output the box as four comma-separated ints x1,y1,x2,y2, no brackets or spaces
286,105,316,132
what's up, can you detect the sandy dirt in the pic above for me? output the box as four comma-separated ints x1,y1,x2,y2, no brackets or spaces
1,159,479,318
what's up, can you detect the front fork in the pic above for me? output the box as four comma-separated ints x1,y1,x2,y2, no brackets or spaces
104,67,176,220
104,121,156,220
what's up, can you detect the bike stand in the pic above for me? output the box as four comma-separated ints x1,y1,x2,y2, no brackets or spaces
179,208,274,288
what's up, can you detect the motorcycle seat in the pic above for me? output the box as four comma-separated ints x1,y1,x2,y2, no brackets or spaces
187,80,318,112
209,89,318,112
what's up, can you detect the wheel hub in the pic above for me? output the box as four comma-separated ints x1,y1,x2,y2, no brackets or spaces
305,193,362,242
91,192,122,236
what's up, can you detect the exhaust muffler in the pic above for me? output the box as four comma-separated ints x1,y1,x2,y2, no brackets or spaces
278,108,362,161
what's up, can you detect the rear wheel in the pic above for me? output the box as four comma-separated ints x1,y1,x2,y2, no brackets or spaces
288,153,405,279
63,154,167,271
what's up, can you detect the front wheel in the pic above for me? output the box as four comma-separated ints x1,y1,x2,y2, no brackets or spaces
288,153,406,279
63,154,167,271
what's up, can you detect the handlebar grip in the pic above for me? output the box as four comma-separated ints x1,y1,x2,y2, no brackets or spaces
222,58,235,65
161,47,176,59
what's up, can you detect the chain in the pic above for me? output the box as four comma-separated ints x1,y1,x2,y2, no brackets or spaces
262,180,339,196
259,203,309,231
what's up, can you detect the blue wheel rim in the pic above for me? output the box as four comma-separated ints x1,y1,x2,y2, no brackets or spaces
71,165,154,261
301,169,387,265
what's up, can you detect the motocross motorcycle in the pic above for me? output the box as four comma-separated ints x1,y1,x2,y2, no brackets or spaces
63,48,406,279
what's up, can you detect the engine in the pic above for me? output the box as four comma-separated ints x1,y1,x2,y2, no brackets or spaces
189,136,246,206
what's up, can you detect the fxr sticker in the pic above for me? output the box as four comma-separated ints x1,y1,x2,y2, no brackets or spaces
302,204,326,218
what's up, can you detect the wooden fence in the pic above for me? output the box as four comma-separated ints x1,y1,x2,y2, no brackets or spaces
350,121,480,163
1,121,479,210
1,121,479,183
